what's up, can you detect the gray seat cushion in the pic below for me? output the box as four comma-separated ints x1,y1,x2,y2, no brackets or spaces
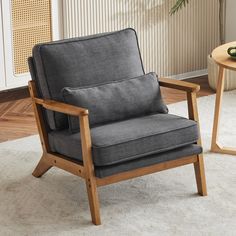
48,113,199,166
62,72,168,133
32,28,144,130
95,144,202,178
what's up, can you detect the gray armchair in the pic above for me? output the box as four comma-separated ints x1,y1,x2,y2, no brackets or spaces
28,28,207,225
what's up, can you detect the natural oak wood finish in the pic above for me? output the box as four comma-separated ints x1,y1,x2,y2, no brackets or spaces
212,41,236,71
46,153,85,178
34,98,88,116
211,42,236,155
187,91,207,196
28,81,50,153
211,67,225,152
79,115,101,225
161,77,207,196
159,77,200,93
32,153,52,178
29,80,101,225
212,144,236,155
28,78,207,225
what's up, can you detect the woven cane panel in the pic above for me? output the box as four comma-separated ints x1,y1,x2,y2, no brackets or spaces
12,0,52,75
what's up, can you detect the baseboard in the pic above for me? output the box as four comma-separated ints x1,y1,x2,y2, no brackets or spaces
168,69,208,80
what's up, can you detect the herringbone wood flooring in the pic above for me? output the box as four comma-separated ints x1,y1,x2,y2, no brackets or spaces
0,76,214,142
0,89,38,142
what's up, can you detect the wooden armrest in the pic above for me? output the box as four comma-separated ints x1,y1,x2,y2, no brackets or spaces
34,98,88,116
159,77,200,93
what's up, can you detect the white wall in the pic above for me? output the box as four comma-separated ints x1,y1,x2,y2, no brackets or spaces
62,0,220,77
225,0,236,42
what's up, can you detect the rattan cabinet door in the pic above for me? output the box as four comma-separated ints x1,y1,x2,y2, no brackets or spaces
1,0,55,90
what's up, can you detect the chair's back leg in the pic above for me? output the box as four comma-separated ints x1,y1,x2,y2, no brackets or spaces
193,155,207,196
28,81,52,177
79,115,101,225
187,92,207,196
32,154,52,178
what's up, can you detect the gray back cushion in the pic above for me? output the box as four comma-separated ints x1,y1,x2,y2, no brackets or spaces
32,28,144,130
62,72,168,133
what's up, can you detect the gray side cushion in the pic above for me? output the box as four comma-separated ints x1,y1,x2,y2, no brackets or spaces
95,144,202,178
48,113,199,166
62,72,168,133
32,28,144,130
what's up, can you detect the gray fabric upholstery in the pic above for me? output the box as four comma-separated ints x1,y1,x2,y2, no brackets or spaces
95,144,202,178
48,113,199,166
62,72,168,133
32,28,144,130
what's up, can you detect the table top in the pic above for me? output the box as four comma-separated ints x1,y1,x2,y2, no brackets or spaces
212,41,236,71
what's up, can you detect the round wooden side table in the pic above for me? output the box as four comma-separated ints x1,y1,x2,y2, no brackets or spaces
211,42,236,155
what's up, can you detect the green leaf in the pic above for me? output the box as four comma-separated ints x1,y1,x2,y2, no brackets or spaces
170,0,189,15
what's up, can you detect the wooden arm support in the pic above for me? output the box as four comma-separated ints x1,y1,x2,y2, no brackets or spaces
159,77,200,93
28,81,88,117
33,98,88,117
159,77,206,196
159,77,201,139
159,76,201,127
28,80,90,153
29,80,101,223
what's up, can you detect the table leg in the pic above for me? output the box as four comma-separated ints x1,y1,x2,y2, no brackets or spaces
211,66,236,155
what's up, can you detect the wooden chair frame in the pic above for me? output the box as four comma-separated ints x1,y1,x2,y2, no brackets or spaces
28,77,207,225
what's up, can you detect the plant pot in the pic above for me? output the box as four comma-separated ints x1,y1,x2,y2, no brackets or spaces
207,55,236,91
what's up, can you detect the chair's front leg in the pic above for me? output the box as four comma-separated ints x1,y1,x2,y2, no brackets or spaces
79,114,101,225
187,92,207,196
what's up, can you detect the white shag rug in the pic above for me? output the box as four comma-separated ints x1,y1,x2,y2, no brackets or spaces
0,91,236,236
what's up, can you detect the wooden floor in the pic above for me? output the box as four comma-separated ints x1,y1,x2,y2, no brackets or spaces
0,75,214,143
